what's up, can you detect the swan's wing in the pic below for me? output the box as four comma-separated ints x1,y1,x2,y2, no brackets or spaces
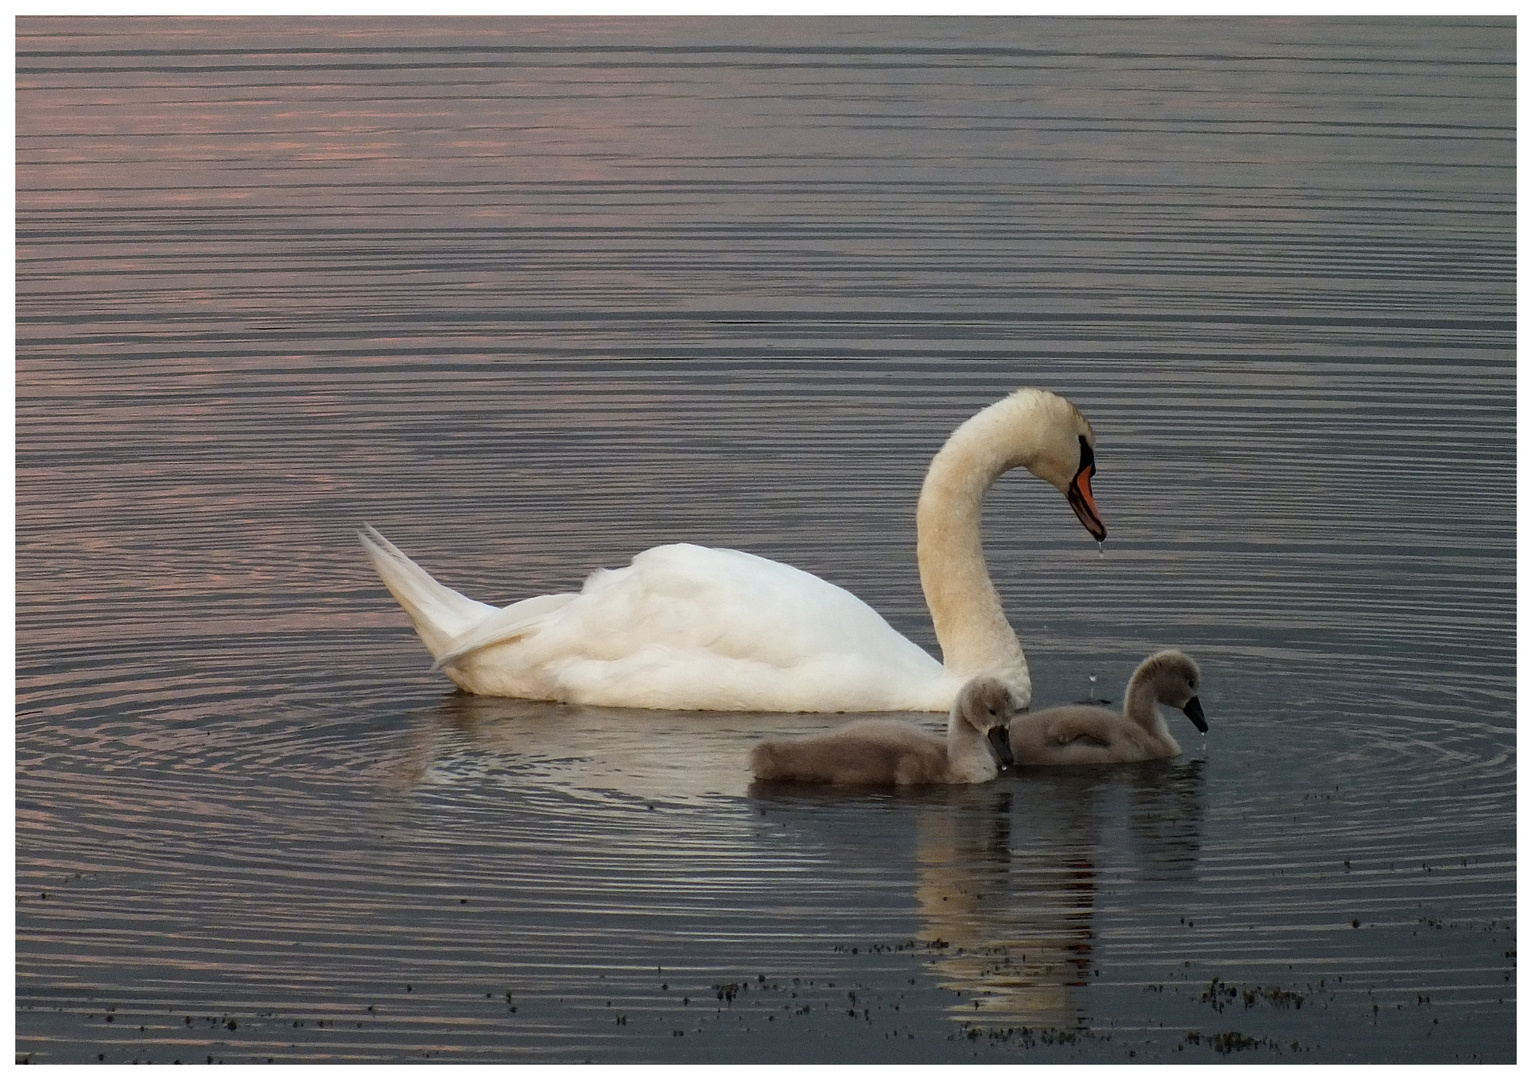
441,543,948,710
432,542,901,674
430,591,579,672
573,544,937,666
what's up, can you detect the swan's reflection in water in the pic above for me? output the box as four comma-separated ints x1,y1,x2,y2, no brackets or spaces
387,692,936,802
912,761,1205,1028
914,785,1093,1027
387,694,1203,1032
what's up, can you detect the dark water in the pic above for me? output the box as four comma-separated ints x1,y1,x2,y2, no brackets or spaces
15,16,1515,1064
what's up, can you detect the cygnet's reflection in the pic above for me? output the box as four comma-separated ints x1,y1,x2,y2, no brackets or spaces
911,760,1206,1028
387,694,1204,1032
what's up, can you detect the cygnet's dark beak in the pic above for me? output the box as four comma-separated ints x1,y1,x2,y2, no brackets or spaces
1182,696,1208,733
986,724,1015,768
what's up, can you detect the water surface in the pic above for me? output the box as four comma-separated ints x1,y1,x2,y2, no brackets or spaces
16,16,1515,1063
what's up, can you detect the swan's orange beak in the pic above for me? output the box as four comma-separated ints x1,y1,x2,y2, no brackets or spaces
1067,436,1107,541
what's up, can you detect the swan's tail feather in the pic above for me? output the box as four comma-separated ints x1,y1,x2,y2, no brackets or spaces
429,591,578,672
358,524,498,659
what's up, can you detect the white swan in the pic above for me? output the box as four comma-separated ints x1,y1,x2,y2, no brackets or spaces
1008,650,1207,765
359,386,1105,712
749,675,1023,786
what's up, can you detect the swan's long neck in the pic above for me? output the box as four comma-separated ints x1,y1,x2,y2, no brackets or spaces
917,393,1056,695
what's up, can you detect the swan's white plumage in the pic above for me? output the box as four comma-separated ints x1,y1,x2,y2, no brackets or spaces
358,526,502,653
362,530,955,712
359,386,1103,712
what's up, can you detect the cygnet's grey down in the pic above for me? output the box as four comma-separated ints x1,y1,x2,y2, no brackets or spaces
749,675,1023,786
1009,650,1207,765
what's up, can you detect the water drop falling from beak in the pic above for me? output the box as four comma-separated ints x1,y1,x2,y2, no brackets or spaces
1097,540,1105,558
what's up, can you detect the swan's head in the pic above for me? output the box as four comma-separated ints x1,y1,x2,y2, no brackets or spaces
995,388,1106,541
922,386,1106,542
1137,650,1207,733
955,674,1024,768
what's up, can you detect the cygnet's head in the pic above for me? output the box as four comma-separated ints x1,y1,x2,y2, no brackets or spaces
955,675,1025,768
1005,389,1105,541
1137,650,1207,733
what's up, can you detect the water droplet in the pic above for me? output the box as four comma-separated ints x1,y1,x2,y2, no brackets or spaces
1096,540,1104,557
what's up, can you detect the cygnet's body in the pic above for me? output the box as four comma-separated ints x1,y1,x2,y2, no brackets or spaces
750,676,1023,786
1009,651,1207,766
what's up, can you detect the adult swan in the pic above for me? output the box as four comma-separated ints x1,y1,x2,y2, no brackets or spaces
359,387,1106,712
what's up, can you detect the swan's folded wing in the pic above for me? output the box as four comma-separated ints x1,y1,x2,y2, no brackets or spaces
1042,709,1116,749
429,592,577,671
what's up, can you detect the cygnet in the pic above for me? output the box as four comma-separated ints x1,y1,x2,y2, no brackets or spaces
1009,650,1207,765
750,675,1023,785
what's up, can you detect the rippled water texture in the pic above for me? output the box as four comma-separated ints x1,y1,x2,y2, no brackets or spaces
15,16,1515,1063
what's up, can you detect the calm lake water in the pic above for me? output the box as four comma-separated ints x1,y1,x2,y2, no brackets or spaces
15,16,1515,1064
